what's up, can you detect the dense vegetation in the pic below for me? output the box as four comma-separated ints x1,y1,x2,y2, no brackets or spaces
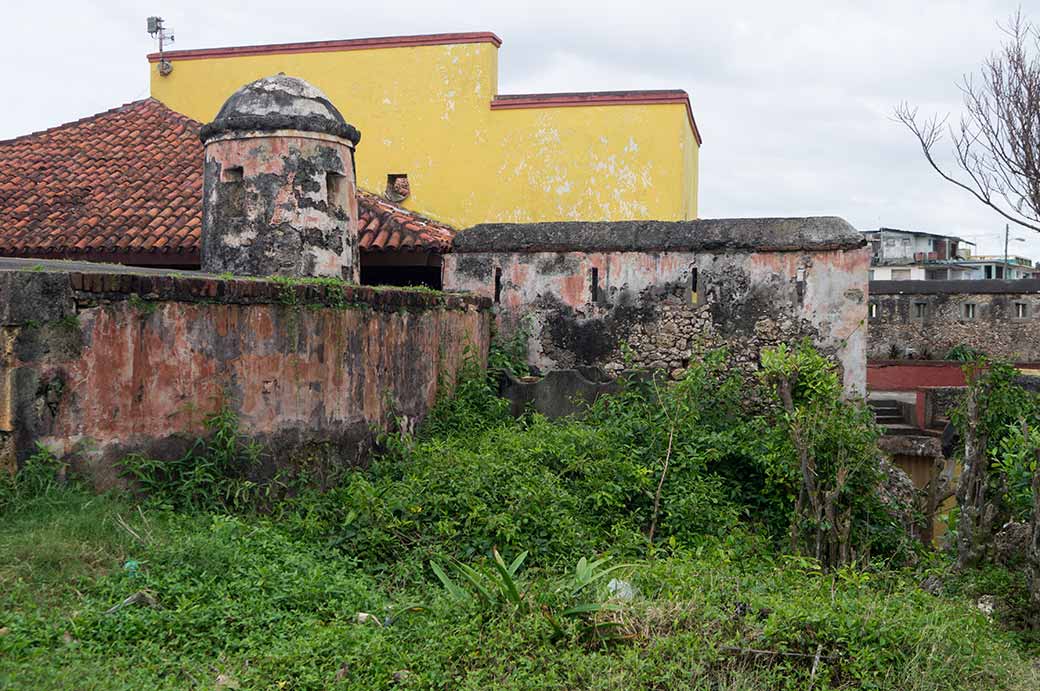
1,345,1038,690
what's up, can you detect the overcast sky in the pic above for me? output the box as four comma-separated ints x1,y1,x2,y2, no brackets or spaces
3,0,1038,258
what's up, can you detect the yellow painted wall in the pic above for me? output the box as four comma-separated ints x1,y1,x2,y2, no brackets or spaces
150,39,699,227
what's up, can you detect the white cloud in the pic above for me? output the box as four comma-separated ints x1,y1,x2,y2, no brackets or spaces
2,0,1037,257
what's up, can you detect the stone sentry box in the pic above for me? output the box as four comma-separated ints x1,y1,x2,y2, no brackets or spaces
443,217,869,393
200,75,362,281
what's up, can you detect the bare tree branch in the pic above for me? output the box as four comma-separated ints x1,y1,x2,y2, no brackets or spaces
894,10,1040,234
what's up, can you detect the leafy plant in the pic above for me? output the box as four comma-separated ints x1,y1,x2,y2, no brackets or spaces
947,344,986,361
993,422,1040,522
487,318,532,380
951,358,1039,566
760,340,892,568
430,548,529,610
0,444,64,514
431,549,631,646
121,405,267,512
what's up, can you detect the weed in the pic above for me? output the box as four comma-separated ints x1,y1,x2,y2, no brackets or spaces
0,444,64,514
120,405,266,512
126,293,157,316
3,345,1039,689
55,313,80,331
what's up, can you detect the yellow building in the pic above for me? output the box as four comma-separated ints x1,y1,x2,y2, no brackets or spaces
149,32,701,228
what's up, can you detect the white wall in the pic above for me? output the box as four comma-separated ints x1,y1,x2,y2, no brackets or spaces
872,266,925,280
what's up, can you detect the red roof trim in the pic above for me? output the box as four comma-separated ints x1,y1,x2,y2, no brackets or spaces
147,32,502,63
491,90,703,145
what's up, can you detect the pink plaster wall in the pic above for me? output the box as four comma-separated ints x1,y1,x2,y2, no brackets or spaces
2,269,490,486
444,246,869,392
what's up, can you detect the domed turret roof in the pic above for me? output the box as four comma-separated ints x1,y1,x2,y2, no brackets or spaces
199,74,360,144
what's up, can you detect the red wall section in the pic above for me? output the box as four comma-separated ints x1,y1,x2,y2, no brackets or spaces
867,361,967,390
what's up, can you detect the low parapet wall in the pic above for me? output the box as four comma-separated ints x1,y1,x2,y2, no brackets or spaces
0,259,491,487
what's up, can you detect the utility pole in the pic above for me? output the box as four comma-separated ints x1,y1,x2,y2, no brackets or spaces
1004,223,1009,279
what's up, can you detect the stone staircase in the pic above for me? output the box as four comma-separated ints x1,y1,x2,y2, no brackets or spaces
868,398,939,437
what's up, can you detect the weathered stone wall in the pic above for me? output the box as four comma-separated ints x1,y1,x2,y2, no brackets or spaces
869,280,1040,361
923,386,964,428
0,260,490,487
444,217,869,393
202,133,360,280
200,74,363,281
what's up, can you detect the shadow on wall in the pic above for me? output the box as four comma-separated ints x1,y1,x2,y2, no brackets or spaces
498,367,658,419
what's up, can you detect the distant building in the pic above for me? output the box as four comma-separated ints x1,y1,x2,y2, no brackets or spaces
863,227,1038,281
862,228,974,281
868,279,1040,361
957,255,1034,280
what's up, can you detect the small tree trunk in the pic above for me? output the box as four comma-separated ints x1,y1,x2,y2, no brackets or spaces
956,378,994,569
1027,449,1040,628
777,376,824,559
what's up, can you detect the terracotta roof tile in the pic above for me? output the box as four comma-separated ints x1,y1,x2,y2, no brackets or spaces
0,99,455,264
355,189,454,253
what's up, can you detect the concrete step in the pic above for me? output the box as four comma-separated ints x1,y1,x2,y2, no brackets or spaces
875,415,905,424
882,423,941,438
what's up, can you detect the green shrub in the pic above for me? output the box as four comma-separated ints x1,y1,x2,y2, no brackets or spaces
952,358,1040,524
120,405,267,513
760,341,906,567
947,344,986,361
0,444,65,514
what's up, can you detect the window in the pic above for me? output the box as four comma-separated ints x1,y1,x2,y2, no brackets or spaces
493,267,502,303
590,267,600,303
689,267,699,304
221,166,244,217
996,266,1005,279
868,270,875,281
385,173,410,203
1015,302,1028,319
326,172,346,212
964,303,976,320
913,302,927,319
869,303,878,318
985,265,993,279
891,269,911,280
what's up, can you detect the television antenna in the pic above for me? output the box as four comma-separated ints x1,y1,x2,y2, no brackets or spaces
147,16,175,76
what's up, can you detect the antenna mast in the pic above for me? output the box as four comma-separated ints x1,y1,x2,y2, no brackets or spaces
147,16,175,76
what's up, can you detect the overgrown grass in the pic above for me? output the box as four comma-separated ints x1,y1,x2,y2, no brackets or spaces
2,491,1036,689
2,349,1039,689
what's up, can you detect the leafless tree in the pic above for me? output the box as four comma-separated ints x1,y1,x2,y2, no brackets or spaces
895,10,1040,233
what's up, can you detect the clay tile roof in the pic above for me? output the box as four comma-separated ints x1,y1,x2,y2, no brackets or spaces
0,99,454,265
0,100,202,264
356,190,454,253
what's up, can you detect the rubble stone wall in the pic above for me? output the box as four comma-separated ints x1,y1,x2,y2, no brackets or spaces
444,217,869,393
868,280,1040,361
